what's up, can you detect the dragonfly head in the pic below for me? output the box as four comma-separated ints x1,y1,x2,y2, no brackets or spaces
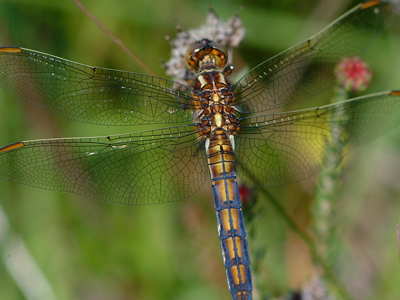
184,39,228,71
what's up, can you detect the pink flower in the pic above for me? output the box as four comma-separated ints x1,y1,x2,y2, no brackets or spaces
334,56,372,92
239,184,252,202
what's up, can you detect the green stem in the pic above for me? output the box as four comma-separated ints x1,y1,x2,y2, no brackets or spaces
240,164,353,300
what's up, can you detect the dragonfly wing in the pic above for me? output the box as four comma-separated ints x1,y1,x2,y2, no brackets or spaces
235,91,400,187
233,1,393,113
0,125,207,205
0,47,194,126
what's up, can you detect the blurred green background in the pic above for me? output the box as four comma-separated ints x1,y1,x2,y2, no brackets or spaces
0,0,400,299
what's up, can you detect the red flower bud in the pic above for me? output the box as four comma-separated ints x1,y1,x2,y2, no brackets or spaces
334,56,372,92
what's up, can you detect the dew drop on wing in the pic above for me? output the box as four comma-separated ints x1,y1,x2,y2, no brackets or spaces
84,151,98,156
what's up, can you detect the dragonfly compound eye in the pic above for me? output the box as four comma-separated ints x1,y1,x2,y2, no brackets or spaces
184,39,228,71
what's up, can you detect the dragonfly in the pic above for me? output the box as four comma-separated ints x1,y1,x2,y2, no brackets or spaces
0,1,398,299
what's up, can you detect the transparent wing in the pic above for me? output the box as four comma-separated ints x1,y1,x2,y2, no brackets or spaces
0,47,194,126
233,1,393,113
0,125,208,205
236,91,400,186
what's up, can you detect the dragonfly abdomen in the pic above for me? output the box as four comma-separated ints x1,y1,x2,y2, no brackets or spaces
208,134,252,300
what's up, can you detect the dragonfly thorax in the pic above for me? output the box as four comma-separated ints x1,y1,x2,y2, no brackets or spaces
193,69,240,141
